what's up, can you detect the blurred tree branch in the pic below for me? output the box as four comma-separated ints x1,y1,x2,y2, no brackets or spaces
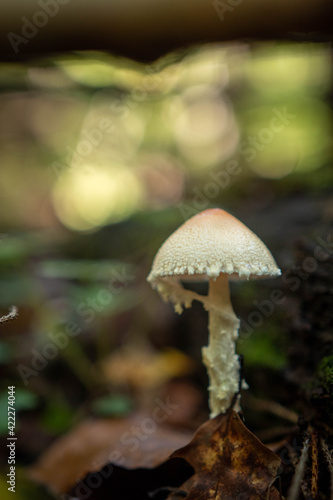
0,0,332,62
0,306,18,323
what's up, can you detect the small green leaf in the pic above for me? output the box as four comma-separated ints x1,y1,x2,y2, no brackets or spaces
92,395,133,417
41,399,73,433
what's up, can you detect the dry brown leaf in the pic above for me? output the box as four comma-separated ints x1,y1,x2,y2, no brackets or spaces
31,407,283,499
30,412,192,494
169,410,282,499
101,346,194,390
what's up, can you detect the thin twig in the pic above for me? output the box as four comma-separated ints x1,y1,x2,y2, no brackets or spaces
287,435,310,500
256,425,298,443
0,305,18,324
311,432,319,498
148,486,187,498
247,395,299,424
267,476,282,500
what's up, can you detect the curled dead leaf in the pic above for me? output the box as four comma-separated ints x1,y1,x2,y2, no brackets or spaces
169,410,283,500
31,409,283,499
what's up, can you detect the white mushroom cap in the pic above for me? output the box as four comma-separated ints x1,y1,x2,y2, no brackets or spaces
147,208,281,284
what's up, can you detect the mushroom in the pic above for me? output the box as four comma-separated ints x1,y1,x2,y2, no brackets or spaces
147,208,281,418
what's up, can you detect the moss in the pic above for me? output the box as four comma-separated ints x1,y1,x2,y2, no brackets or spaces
301,357,333,424
317,356,333,395
237,326,287,370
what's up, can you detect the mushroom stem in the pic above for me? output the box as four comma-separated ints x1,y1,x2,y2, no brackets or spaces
202,273,241,418
208,273,233,311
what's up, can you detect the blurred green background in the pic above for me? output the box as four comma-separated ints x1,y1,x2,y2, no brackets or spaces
0,41,332,496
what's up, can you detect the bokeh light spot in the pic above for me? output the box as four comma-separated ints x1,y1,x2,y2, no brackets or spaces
53,166,144,231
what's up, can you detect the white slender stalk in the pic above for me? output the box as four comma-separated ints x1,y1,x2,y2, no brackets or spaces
287,436,310,500
202,274,241,418
155,273,243,417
